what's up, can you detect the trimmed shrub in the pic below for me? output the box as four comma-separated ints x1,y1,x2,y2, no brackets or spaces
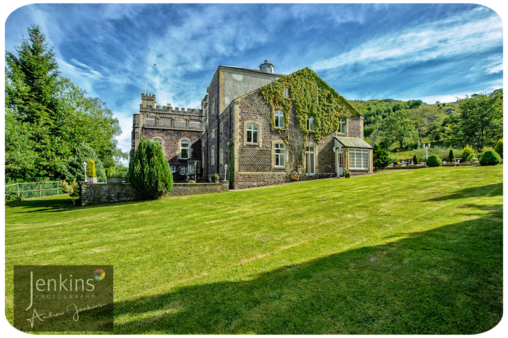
448,149,455,161
426,154,442,167
87,159,96,178
127,137,173,199
494,139,503,158
412,154,418,164
479,150,501,166
461,145,475,162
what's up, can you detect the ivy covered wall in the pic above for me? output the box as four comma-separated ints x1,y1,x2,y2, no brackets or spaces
259,67,362,142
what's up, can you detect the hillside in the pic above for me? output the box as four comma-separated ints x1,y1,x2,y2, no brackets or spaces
350,99,460,150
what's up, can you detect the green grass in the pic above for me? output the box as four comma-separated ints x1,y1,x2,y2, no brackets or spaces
5,166,503,334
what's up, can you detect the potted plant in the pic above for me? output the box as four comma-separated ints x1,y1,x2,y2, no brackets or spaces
344,169,351,178
87,159,97,183
213,172,220,183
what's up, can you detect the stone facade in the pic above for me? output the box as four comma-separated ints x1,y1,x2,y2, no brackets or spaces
131,94,204,181
130,60,372,190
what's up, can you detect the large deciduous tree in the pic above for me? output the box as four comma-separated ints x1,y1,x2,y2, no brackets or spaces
380,110,417,149
456,90,503,151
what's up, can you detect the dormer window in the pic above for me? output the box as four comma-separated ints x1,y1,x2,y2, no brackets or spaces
274,110,285,128
307,116,315,131
338,119,346,134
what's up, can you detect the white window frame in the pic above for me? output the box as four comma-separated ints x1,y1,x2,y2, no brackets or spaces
274,143,286,168
285,88,289,98
338,119,346,134
246,124,259,145
307,116,315,131
211,146,215,166
170,166,176,173
349,149,369,170
274,110,285,128
306,146,316,175
180,140,190,159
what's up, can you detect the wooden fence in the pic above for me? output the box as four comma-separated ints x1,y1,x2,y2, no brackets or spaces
5,181,67,200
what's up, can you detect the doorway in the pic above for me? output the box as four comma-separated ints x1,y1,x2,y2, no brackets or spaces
337,151,343,176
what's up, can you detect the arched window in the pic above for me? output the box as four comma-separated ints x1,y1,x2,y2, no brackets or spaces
180,140,190,159
211,146,215,166
153,138,163,147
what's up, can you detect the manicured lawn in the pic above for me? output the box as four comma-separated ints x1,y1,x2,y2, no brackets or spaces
5,165,503,334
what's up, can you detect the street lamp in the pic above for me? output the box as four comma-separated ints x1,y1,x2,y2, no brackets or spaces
83,161,88,182
224,164,228,181
423,143,431,161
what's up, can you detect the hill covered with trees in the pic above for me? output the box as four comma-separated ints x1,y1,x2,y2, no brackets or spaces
351,92,502,154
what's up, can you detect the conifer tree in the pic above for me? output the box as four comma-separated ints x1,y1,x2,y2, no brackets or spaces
6,25,65,177
127,138,173,199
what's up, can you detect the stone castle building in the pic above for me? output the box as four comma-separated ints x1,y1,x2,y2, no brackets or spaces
131,60,373,189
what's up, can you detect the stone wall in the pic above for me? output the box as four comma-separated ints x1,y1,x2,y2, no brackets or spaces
81,182,142,206
81,181,229,206
170,181,229,196
347,116,364,139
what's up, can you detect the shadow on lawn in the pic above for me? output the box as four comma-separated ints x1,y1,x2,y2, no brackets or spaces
6,197,151,213
427,183,502,201
113,204,503,334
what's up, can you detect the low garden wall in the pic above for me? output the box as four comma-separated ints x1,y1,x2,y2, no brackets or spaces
170,181,229,196
81,182,141,206
81,181,229,206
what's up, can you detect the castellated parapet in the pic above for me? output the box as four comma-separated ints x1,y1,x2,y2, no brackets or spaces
140,93,203,116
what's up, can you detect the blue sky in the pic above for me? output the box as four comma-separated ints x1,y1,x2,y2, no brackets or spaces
4,3,503,161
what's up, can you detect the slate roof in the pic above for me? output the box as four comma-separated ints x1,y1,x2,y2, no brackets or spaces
334,136,373,149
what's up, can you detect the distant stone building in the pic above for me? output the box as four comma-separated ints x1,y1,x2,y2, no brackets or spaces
131,60,373,188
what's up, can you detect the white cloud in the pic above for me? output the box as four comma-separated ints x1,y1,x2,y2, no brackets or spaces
312,12,503,75
101,4,140,20
488,64,503,74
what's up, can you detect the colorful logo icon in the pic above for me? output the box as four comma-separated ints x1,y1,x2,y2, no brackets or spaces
94,269,105,281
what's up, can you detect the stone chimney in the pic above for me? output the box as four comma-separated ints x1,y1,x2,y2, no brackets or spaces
259,59,274,73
